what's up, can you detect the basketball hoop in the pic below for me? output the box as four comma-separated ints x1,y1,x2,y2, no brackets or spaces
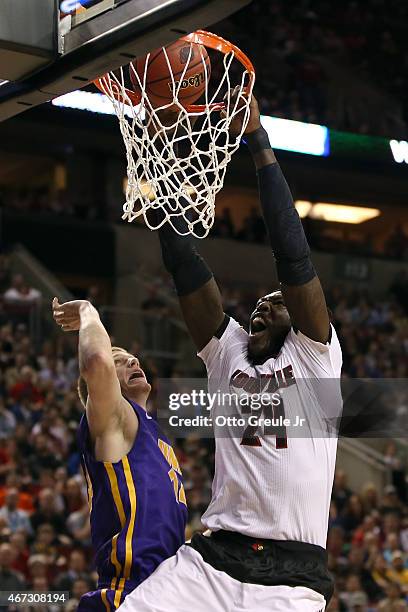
94,30,255,238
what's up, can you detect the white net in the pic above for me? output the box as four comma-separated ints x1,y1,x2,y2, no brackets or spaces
98,33,255,238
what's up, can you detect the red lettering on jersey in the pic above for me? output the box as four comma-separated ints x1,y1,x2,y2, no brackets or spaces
232,367,295,449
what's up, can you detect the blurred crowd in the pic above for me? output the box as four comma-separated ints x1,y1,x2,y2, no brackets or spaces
212,208,408,263
0,261,408,610
218,0,408,137
0,190,98,222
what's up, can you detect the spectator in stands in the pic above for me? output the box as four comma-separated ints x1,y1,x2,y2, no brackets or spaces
27,553,50,588
384,533,403,565
0,397,16,439
4,273,42,307
370,552,392,597
26,436,61,483
66,503,91,544
31,488,66,535
0,488,32,535
30,523,60,568
332,469,353,513
0,542,26,590
378,582,408,611
64,578,94,610
9,365,44,406
54,549,89,592
387,550,408,593
339,574,368,610
360,482,379,514
9,531,29,579
339,494,365,533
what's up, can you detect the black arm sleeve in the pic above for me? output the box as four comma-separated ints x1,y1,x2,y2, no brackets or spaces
245,126,316,287
156,217,213,297
257,163,316,286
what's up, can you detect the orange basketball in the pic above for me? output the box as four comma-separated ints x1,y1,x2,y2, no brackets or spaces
130,39,211,108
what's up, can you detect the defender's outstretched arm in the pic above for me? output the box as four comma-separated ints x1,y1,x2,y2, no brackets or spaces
243,97,330,344
52,298,137,442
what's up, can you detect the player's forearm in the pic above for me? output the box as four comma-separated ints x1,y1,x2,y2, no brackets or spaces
155,212,223,349
78,303,112,374
244,126,276,170
246,127,315,287
157,219,213,297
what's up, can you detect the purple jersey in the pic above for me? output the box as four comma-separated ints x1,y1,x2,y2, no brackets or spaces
77,399,187,609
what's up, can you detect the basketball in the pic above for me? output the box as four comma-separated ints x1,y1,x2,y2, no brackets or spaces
130,39,211,108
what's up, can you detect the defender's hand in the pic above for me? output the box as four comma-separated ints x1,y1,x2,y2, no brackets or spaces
222,86,261,137
52,297,94,332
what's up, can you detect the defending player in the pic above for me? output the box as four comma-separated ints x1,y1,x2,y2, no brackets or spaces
52,298,187,610
118,93,342,611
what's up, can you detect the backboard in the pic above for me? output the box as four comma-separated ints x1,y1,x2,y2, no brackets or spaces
0,0,252,122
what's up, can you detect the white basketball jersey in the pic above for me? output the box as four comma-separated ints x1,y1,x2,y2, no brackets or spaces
198,318,343,548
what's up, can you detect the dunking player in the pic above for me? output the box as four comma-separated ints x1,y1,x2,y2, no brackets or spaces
52,298,187,610
118,93,342,611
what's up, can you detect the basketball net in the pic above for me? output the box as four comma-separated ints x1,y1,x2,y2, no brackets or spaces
95,31,255,238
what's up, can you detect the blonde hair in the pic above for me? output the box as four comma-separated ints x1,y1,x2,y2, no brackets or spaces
77,345,128,407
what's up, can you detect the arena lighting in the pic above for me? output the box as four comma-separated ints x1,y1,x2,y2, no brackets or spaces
60,0,92,13
389,139,408,164
51,90,139,118
295,200,313,218
52,92,329,157
260,115,330,157
295,200,380,223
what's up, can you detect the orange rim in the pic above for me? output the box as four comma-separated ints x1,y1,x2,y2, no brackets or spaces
94,30,255,112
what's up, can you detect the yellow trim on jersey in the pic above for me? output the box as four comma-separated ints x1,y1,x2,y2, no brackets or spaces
108,457,136,607
114,577,126,609
101,589,110,612
83,460,93,513
104,463,126,594
109,533,121,591
122,456,137,579
104,463,126,527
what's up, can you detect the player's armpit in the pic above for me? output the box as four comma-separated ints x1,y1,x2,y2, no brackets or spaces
282,276,330,344
179,277,225,352
84,360,138,462
86,396,138,463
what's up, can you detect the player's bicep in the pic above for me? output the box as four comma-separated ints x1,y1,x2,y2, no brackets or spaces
282,276,330,344
179,277,225,352
198,315,248,376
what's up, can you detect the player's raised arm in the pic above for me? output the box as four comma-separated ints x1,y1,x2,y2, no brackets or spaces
237,94,330,344
156,218,225,352
52,298,138,451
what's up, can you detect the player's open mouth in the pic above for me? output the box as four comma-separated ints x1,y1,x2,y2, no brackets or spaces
250,316,267,336
128,372,144,382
